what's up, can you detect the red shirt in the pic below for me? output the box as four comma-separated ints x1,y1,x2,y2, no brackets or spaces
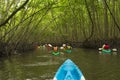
104,45,110,50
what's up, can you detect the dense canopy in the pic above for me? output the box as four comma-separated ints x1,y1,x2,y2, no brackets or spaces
0,0,120,55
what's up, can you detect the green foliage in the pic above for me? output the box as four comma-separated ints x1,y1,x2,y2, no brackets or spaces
0,0,120,51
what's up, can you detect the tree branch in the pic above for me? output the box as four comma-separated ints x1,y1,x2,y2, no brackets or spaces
0,0,29,27
84,0,94,42
104,0,120,32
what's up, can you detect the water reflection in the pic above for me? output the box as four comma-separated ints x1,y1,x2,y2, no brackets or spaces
0,58,25,80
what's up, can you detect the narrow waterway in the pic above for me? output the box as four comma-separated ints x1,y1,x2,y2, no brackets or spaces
0,48,120,80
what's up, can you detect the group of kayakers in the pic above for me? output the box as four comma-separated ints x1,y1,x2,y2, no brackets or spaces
43,44,58,52
61,44,72,50
38,43,72,55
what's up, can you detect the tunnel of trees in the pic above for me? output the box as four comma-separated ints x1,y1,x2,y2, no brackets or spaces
0,0,120,56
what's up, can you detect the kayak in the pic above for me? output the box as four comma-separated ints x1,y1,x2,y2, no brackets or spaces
99,48,117,52
53,59,85,80
52,51,60,56
65,49,72,53
102,49,111,53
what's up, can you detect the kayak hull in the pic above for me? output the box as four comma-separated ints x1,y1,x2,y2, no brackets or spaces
65,49,72,53
53,59,85,80
52,51,60,56
102,49,111,53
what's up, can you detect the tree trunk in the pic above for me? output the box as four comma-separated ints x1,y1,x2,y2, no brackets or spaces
103,0,109,39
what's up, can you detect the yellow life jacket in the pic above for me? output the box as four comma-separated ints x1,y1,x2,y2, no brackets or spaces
67,46,71,49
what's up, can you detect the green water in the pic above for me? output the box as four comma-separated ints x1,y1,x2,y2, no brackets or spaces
0,48,120,80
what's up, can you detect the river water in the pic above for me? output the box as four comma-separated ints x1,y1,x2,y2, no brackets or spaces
0,48,120,80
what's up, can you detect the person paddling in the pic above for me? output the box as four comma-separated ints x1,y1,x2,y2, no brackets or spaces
45,44,52,52
53,46,58,52
102,44,110,50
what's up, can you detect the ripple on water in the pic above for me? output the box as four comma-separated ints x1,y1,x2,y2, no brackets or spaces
39,72,55,80
37,55,52,58
23,61,59,66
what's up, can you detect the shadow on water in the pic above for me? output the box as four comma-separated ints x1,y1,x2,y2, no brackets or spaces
0,48,120,80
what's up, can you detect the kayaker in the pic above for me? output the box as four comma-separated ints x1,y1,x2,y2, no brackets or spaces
62,44,67,50
66,43,72,50
45,44,52,52
62,44,66,47
102,44,110,50
48,44,52,47
101,43,111,53
67,45,72,50
53,46,58,52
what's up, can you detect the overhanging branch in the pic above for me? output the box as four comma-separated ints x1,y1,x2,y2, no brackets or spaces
0,0,29,27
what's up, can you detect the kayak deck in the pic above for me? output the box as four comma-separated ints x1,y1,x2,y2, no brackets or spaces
53,59,85,80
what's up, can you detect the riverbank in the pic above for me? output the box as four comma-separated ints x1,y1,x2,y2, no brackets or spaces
0,38,120,57
82,38,120,50
0,42,35,57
